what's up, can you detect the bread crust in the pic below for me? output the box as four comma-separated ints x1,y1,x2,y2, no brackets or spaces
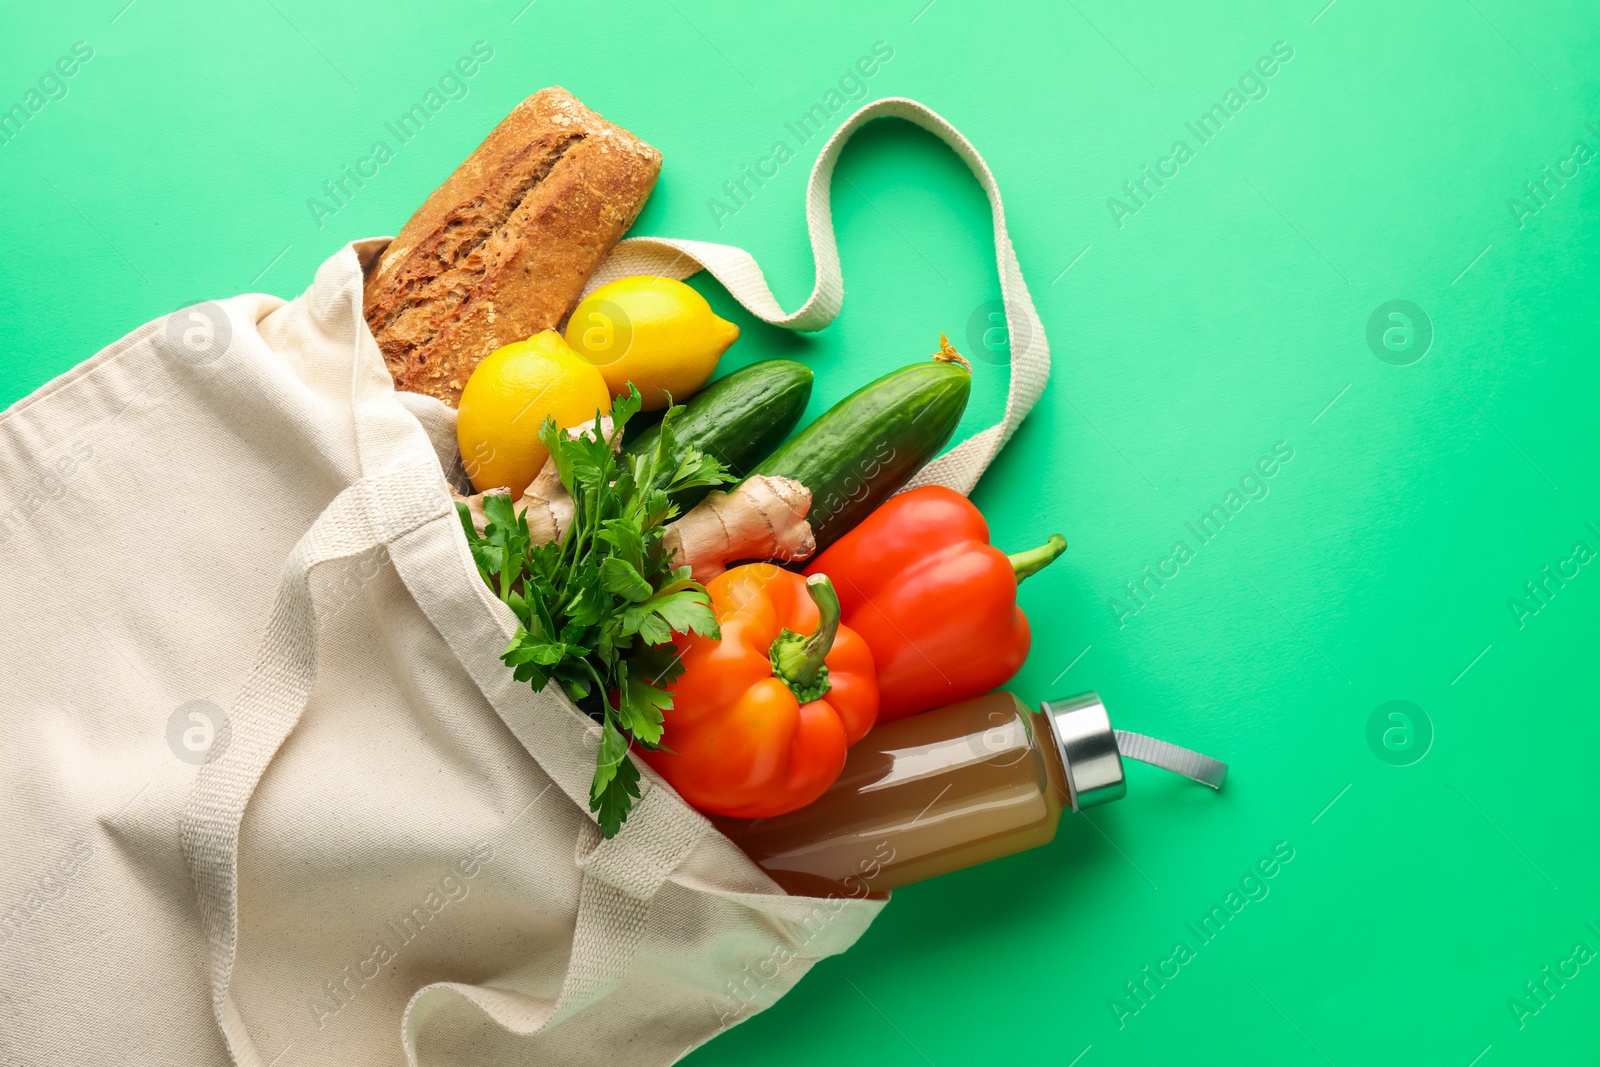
363,87,661,406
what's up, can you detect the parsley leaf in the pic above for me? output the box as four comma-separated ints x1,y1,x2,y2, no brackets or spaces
599,556,654,603
458,386,732,837
622,585,720,646
591,720,642,836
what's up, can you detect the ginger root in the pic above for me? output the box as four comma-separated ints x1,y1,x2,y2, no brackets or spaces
662,475,816,583
454,416,611,543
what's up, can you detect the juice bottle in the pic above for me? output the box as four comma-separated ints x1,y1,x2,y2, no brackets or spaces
714,691,1226,897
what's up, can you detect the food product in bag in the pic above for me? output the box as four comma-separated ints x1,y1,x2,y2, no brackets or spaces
805,485,1065,721
364,87,661,406
564,275,740,409
750,337,971,552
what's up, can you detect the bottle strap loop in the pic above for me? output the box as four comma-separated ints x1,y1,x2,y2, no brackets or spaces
1112,730,1229,790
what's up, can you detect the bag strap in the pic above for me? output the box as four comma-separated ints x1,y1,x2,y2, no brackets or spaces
383,513,716,1054
586,96,1051,496
179,458,453,1066
396,785,707,1064
179,432,710,1064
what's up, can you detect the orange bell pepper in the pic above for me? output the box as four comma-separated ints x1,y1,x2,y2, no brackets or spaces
642,564,878,818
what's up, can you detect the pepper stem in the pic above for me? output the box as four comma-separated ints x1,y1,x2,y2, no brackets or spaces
1009,534,1068,584
769,574,842,704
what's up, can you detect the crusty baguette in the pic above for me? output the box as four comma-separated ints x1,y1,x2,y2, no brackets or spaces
363,87,661,406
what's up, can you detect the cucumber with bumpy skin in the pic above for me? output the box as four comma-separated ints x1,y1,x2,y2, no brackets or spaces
625,359,814,511
752,339,971,553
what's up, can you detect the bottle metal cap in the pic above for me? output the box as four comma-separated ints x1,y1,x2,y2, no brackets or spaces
1043,691,1229,811
1043,692,1126,810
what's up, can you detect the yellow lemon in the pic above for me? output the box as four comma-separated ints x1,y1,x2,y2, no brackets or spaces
456,331,611,497
564,276,740,410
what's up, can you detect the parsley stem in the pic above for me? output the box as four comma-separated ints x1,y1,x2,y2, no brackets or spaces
581,657,611,717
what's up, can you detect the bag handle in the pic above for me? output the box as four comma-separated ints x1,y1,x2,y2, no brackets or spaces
178,459,453,1065
179,335,710,1065
585,96,1050,496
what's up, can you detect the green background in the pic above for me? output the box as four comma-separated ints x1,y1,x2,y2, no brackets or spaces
4,0,1597,1063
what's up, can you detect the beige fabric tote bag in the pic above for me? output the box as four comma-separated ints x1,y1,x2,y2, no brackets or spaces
0,98,1047,1066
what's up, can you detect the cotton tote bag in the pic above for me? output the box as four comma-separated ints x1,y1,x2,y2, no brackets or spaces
0,97,1048,1067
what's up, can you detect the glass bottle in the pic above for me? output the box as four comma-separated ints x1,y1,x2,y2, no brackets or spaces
714,690,1226,897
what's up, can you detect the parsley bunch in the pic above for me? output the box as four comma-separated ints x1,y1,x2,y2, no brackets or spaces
456,387,731,836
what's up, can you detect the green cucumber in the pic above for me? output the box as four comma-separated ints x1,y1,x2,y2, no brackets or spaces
751,345,971,553
625,359,814,511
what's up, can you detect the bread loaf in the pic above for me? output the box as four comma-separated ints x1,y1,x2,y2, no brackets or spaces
363,87,661,406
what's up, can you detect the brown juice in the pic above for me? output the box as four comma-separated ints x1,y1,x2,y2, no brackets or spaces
714,691,1072,896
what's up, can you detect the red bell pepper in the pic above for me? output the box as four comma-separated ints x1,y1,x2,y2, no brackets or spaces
804,486,1065,722
643,565,879,818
